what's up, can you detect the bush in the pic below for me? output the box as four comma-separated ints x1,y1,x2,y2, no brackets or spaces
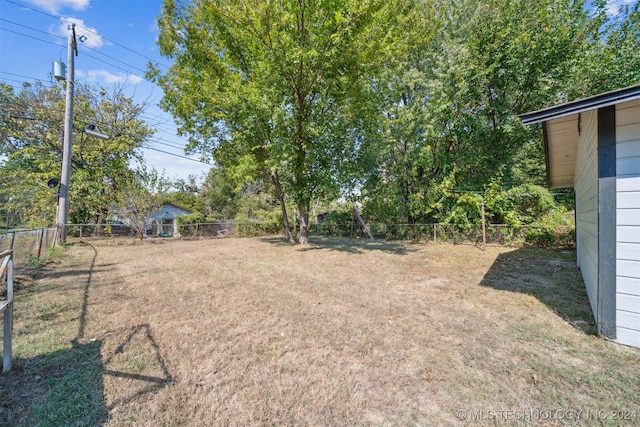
506,184,556,224
235,220,282,237
177,212,206,226
443,193,483,232
318,209,354,237
524,211,575,249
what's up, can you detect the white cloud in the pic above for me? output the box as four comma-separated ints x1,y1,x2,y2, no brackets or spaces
56,17,104,49
606,0,635,15
25,0,89,14
86,70,143,84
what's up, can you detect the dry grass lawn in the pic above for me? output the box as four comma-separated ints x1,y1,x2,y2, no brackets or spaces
1,236,639,426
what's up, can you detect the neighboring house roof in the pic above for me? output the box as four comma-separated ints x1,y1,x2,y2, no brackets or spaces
152,203,193,221
519,84,640,188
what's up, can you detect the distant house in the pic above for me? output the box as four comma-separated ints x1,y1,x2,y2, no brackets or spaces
520,84,640,348
150,203,193,237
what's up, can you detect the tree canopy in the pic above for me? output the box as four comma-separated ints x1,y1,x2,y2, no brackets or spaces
151,0,437,243
0,81,153,228
3,0,638,243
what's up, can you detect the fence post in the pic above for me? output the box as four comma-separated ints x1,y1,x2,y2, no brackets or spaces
2,251,14,372
481,203,487,252
433,224,437,243
36,228,44,258
9,232,15,251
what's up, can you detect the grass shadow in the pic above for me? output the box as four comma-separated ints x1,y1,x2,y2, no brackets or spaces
102,324,173,411
479,248,597,335
260,236,416,255
0,241,172,425
0,341,107,425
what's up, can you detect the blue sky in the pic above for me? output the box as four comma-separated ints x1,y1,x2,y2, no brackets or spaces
0,0,213,182
0,0,634,183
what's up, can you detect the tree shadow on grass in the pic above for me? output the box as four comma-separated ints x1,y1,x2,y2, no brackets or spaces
260,236,416,255
479,248,597,335
0,241,172,425
0,340,107,425
101,323,173,411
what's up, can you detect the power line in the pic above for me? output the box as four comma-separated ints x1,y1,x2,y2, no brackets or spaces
82,46,148,75
1,17,150,77
4,0,170,70
0,76,35,85
0,81,28,91
0,70,43,81
149,133,189,147
0,17,64,39
0,26,62,47
143,145,212,165
148,139,189,151
1,9,183,132
82,52,146,81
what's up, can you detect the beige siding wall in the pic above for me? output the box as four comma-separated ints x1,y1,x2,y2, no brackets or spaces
574,110,599,317
616,99,640,347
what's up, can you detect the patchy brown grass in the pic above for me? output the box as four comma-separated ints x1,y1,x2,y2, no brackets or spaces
1,237,639,426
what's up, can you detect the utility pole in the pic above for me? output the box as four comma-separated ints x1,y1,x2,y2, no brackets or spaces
56,23,77,243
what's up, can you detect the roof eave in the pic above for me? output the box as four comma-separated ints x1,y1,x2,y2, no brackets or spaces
519,84,640,125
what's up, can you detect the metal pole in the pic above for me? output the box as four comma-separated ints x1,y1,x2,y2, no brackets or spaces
57,24,77,243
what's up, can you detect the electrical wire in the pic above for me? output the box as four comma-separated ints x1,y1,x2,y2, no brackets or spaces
0,76,36,85
81,46,148,75
0,26,62,47
1,3,213,168
143,145,212,165
0,17,64,39
148,139,189,151
0,18,149,82
0,70,43,81
4,0,170,69
0,12,181,129
81,52,146,81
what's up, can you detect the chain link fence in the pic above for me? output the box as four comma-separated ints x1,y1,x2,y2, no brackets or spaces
51,218,573,249
0,228,58,269
314,221,575,248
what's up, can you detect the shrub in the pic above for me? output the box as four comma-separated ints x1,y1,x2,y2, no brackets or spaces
177,212,206,226
318,209,354,237
524,210,575,249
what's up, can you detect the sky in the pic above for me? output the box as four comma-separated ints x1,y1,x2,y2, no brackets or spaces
0,0,214,183
0,0,635,184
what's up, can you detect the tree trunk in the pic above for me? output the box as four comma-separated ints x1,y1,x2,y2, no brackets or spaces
271,170,295,244
298,200,310,245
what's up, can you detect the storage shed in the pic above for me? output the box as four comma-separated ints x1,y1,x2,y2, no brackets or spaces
520,84,640,347
150,203,193,237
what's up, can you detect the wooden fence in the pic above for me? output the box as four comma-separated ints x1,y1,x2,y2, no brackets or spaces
0,250,14,372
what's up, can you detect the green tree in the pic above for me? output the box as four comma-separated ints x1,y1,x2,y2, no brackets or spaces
151,0,427,243
165,175,204,213
198,168,239,220
577,0,640,95
361,0,594,225
0,81,152,228
113,166,170,240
